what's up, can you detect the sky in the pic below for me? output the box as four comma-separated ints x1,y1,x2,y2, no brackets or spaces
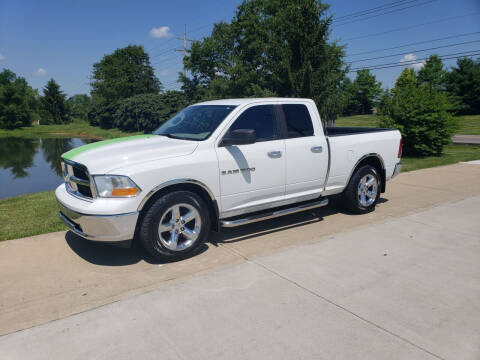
0,0,479,97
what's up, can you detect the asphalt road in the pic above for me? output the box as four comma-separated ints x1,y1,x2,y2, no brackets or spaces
452,135,480,145
1,162,479,359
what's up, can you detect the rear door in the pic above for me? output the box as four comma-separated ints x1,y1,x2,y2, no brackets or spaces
215,104,286,217
280,103,329,199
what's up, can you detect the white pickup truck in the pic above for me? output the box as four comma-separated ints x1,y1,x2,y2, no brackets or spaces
56,98,402,260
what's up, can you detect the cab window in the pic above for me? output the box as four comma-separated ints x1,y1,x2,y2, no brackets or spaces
282,104,314,138
229,105,278,142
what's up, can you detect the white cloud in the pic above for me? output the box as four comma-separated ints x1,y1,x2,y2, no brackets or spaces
0,54,5,60
35,68,48,77
400,53,416,62
150,26,172,39
158,69,169,76
412,61,425,70
399,53,425,70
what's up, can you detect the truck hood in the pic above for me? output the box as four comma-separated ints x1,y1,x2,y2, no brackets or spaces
62,135,198,174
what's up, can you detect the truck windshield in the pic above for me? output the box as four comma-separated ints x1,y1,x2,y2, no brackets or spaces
154,105,237,141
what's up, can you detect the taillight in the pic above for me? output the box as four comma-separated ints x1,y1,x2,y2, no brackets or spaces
398,138,403,158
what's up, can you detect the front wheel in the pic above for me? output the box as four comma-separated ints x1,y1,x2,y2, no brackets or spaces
138,191,210,261
341,165,381,213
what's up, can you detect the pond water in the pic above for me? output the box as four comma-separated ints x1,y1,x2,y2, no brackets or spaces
0,137,95,199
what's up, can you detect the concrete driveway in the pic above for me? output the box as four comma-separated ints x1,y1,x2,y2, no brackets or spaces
1,162,479,359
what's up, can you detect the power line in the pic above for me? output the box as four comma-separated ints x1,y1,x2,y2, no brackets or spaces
155,38,480,67
334,0,421,22
348,39,480,64
350,50,480,71
150,1,441,65
150,1,436,61
347,31,480,57
342,12,480,41
151,53,184,68
333,0,438,27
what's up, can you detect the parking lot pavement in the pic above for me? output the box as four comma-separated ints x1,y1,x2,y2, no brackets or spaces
0,163,479,338
1,195,479,360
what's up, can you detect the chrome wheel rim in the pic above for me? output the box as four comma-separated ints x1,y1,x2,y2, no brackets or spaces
158,203,202,251
358,174,378,207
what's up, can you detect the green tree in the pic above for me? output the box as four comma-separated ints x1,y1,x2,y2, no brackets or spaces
377,88,393,118
183,0,347,123
114,91,188,132
354,70,382,114
446,57,480,115
40,79,69,124
342,70,382,115
417,55,446,92
0,69,16,85
67,94,91,120
89,45,161,128
0,69,38,129
380,68,456,156
339,77,357,116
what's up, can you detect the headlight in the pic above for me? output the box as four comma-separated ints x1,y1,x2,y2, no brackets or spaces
93,175,141,197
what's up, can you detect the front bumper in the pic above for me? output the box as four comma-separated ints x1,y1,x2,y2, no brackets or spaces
57,200,139,242
391,162,402,179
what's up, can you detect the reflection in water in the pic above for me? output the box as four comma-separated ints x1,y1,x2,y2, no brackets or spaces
0,137,94,199
0,138,39,178
41,138,74,176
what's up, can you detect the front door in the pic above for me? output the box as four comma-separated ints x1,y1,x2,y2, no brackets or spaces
215,104,286,217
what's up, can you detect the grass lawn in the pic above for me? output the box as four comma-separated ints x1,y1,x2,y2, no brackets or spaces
1,144,479,241
0,191,65,241
334,114,378,127
0,120,140,139
456,115,480,135
401,144,480,172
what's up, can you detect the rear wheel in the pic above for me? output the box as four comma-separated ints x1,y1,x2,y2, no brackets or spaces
138,191,210,261
341,165,380,213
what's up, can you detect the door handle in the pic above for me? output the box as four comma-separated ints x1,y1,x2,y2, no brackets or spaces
268,150,282,158
311,146,323,153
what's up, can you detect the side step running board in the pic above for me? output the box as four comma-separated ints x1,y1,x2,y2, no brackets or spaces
220,198,328,228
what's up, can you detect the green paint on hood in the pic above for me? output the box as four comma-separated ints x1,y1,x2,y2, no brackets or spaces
62,134,155,160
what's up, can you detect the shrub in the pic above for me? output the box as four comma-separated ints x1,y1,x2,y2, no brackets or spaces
88,101,118,129
380,68,457,156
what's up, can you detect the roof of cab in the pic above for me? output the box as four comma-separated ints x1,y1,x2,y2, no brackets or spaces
194,98,314,106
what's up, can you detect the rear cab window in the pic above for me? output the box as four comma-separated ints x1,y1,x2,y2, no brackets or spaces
281,104,314,138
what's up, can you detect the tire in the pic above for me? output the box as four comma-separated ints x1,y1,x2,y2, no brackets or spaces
341,165,381,214
138,191,211,261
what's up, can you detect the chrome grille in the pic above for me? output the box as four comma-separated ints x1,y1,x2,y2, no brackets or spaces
61,159,96,200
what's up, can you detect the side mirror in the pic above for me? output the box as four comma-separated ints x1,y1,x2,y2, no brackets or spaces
220,129,256,146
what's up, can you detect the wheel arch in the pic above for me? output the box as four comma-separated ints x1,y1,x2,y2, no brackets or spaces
346,154,386,193
135,179,220,235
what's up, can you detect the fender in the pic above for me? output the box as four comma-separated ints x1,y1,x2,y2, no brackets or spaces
137,178,216,211
344,153,386,193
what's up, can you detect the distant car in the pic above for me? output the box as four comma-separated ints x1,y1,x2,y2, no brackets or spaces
56,98,402,260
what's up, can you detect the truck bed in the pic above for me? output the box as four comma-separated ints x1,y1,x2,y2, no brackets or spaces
326,127,396,137
322,126,401,196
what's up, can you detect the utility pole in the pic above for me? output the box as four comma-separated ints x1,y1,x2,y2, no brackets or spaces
174,24,193,77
